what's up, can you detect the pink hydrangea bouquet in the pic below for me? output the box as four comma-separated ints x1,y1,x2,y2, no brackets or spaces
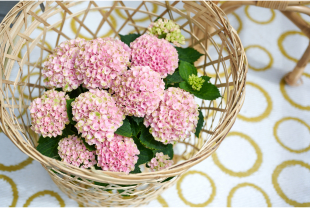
32,18,220,180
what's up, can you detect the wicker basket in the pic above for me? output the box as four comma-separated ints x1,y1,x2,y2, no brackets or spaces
0,1,247,206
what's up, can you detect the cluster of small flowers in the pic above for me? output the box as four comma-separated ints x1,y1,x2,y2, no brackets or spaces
42,38,86,92
188,74,205,91
130,34,178,78
144,87,199,144
43,37,131,92
147,18,185,46
29,89,69,138
148,152,173,172
96,134,140,174
75,37,131,89
68,89,140,174
72,89,125,145
58,135,97,169
111,66,165,117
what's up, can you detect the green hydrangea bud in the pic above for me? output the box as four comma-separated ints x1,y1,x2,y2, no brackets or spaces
188,74,205,91
148,18,185,46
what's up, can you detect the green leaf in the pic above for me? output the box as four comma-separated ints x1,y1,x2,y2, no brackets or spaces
131,116,144,125
195,110,204,138
62,124,76,138
71,124,79,135
36,135,61,160
117,184,137,197
66,99,75,125
131,122,140,137
154,16,162,22
119,34,141,47
137,147,153,165
130,163,142,174
179,81,221,100
200,75,211,83
153,144,174,159
38,135,45,143
175,47,203,64
94,164,102,170
179,81,193,92
81,137,96,151
94,182,112,192
115,118,132,137
179,61,197,81
194,82,221,100
45,87,62,92
82,87,89,93
68,86,83,99
139,125,168,150
132,136,153,166
161,176,175,183
130,121,142,137
128,117,143,137
165,82,179,90
50,169,60,175
166,70,184,84
158,34,166,39
94,182,109,186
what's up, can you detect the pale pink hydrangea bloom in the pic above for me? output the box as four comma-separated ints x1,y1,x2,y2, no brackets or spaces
130,34,178,78
96,134,140,174
111,66,165,117
144,87,199,144
147,152,173,171
72,89,125,145
75,37,131,89
43,38,86,92
29,89,69,138
58,135,97,168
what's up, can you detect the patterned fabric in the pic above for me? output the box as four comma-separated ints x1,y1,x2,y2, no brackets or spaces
0,2,309,207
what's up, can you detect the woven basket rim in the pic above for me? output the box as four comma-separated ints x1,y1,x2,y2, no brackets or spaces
0,0,247,183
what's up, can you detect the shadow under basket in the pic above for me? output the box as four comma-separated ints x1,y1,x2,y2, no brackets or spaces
0,1,247,206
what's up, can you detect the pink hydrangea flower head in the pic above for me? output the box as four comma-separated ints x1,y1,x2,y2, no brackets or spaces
130,34,178,78
71,89,125,145
144,87,199,144
96,134,140,174
43,38,86,92
111,66,165,117
147,152,173,171
29,89,69,138
58,135,97,168
75,37,131,89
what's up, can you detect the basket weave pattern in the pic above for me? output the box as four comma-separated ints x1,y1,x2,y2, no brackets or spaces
0,1,247,206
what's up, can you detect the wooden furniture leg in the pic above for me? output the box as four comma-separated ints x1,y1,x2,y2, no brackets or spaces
284,41,310,86
282,11,310,85
219,1,310,86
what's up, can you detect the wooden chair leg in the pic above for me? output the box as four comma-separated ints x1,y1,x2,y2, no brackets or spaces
199,2,310,86
282,11,310,85
284,41,310,86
